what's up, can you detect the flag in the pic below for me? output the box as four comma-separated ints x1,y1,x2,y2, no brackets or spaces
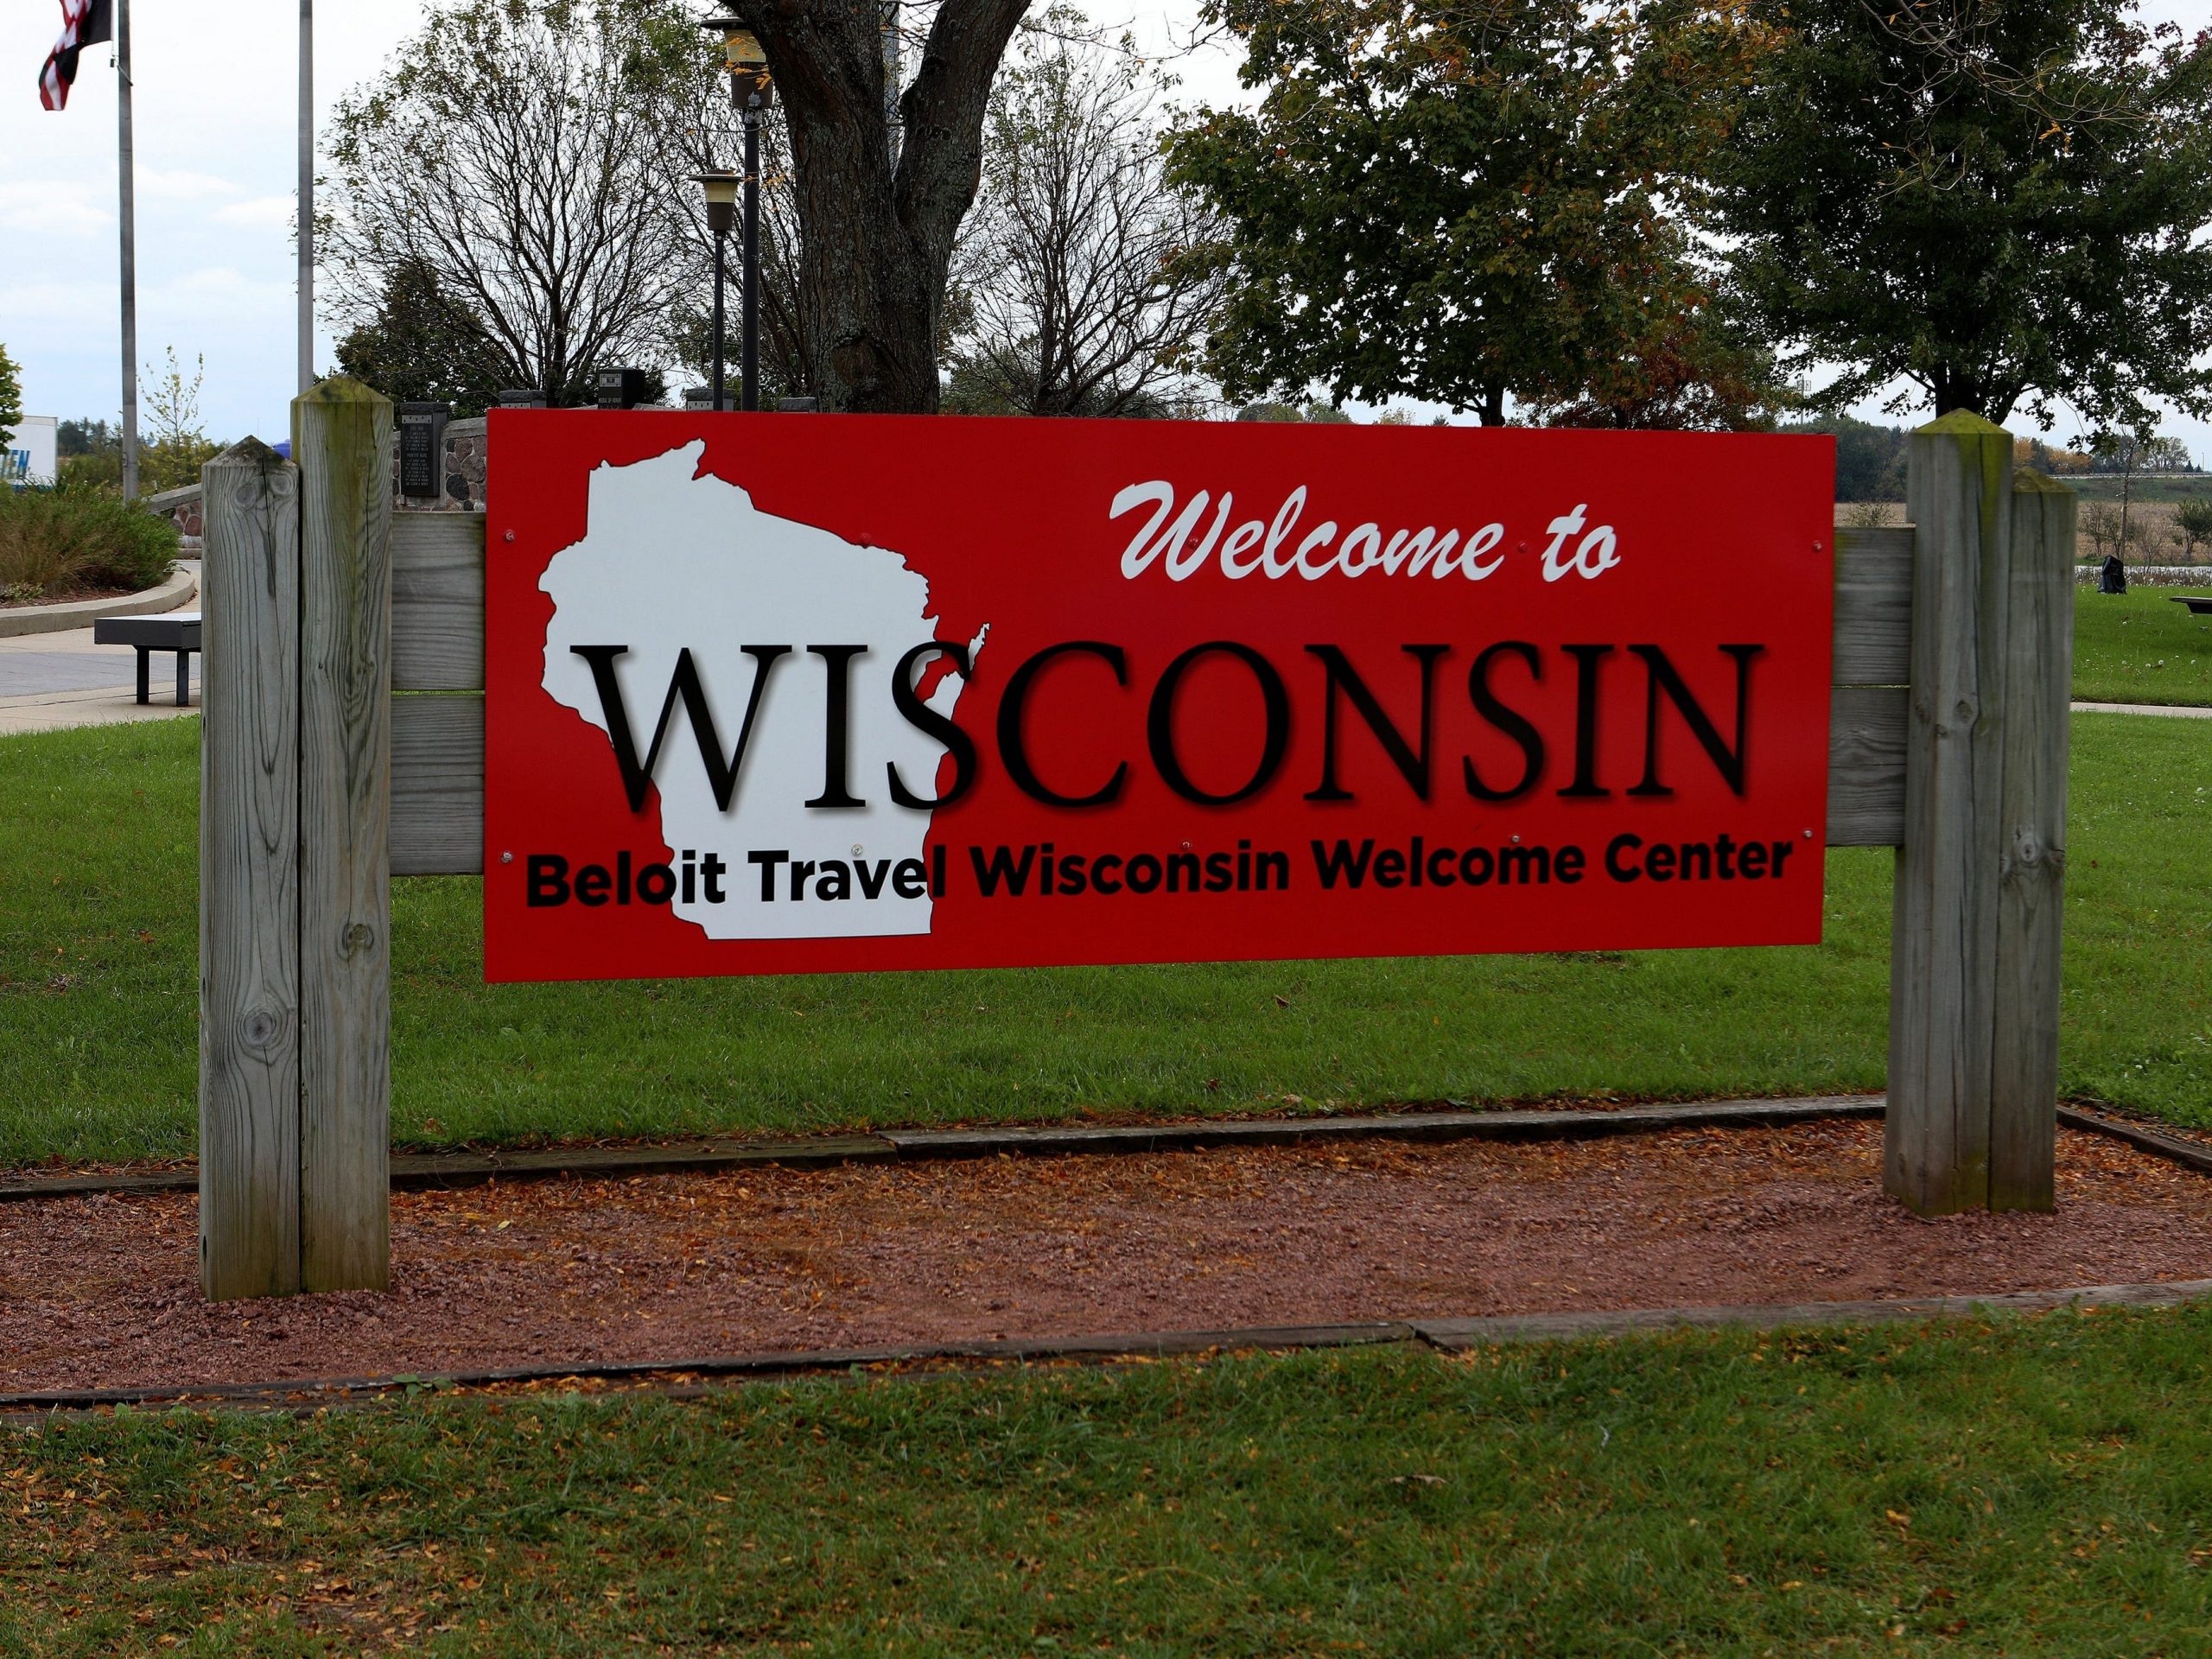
39,0,113,111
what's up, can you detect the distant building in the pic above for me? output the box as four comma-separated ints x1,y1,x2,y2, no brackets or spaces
5,416,58,486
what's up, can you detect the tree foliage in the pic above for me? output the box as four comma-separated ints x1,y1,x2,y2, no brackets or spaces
334,259,513,417
2088,433,2193,473
326,0,710,406
0,342,22,453
1519,228,1795,430
945,16,1224,416
1713,0,2212,429
137,349,222,495
1165,0,1766,423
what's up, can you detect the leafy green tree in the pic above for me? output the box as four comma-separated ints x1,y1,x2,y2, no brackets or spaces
1165,0,1764,423
0,342,22,454
1714,0,2212,429
1784,416,1909,503
57,418,115,457
2172,494,2212,559
1522,236,1796,430
334,259,513,417
1233,400,1351,423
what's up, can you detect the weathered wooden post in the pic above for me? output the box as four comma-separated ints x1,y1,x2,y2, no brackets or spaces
200,439,302,1300
198,380,393,1300
1886,412,2074,1215
296,377,395,1291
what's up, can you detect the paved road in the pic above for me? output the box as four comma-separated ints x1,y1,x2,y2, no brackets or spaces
2,576,2203,736
0,569,200,734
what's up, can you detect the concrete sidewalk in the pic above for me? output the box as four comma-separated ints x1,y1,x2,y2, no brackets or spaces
0,565,201,734
2073,700,2212,719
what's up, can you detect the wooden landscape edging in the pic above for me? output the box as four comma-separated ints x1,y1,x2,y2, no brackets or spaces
6,1276,2203,1420
19,1099,2205,1211
194,397,2077,1300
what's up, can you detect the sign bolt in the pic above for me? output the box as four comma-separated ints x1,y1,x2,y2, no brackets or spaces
501,850,514,863
504,530,516,543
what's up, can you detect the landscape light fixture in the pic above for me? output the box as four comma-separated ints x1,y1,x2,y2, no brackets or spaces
692,170,741,411
703,16,774,107
702,15,771,410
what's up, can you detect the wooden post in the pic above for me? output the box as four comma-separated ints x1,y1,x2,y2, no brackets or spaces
200,439,302,1300
1991,473,2075,1210
1886,411,2070,1215
295,378,395,1291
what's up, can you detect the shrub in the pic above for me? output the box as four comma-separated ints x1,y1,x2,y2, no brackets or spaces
2082,501,2123,557
0,482,180,600
2173,496,2212,561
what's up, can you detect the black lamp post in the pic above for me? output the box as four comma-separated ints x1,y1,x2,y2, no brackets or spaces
703,16,774,413
692,170,740,410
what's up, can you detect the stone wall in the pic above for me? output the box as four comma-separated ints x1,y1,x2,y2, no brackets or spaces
147,416,493,545
389,417,489,512
141,483,206,550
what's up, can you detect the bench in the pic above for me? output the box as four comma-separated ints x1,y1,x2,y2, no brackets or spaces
2171,594,2212,617
92,611,201,706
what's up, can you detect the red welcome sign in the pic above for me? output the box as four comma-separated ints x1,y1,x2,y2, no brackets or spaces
483,412,1833,983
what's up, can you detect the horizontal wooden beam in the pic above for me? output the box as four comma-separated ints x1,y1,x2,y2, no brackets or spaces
391,678,1912,877
392,514,485,694
394,517,1916,700
1832,524,1912,686
391,695,483,875
1827,684,1907,849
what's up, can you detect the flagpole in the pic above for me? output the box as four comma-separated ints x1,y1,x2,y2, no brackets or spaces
117,0,138,501
298,0,314,394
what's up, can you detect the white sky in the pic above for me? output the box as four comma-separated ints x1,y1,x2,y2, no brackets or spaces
3,1,2209,449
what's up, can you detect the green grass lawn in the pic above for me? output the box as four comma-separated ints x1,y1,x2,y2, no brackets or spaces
11,1307,2212,1655
2073,584,2212,706
2,711,2206,1166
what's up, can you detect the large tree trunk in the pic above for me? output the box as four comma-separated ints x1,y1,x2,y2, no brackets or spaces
741,1,1028,413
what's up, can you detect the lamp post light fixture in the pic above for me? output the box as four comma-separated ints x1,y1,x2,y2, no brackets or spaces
702,16,773,413
692,169,741,411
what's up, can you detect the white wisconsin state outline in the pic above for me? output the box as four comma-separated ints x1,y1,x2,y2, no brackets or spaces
539,442,982,940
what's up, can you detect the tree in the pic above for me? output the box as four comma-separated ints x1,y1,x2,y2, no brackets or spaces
138,349,222,494
728,0,1033,412
944,16,1224,416
2016,435,2094,476
2173,494,2212,559
0,342,21,454
326,0,709,407
2089,433,2192,473
334,259,512,416
1713,0,2212,430
1235,401,1351,423
1521,239,1795,430
57,418,115,457
2081,500,2124,557
1164,0,1764,423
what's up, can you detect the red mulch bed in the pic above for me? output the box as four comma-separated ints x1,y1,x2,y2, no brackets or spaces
5,1122,2210,1395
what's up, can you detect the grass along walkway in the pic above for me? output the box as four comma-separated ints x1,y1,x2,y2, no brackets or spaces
2073,584,2212,706
10,1307,2212,1654
0,711,2206,1166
